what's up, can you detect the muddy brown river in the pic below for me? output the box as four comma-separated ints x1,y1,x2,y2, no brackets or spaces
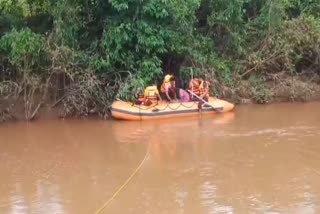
1,102,320,214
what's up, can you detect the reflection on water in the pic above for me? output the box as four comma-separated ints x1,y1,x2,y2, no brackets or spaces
1,102,320,213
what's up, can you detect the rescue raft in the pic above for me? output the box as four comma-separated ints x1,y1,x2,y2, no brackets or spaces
111,97,235,121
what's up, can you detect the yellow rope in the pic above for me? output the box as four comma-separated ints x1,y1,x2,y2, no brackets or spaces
93,143,150,214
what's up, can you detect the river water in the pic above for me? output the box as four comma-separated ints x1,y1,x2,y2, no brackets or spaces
1,102,320,214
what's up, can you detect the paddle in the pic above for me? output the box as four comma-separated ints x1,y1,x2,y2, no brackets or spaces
187,90,223,112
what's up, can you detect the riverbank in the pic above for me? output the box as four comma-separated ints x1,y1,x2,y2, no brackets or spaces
229,73,320,104
1,73,320,123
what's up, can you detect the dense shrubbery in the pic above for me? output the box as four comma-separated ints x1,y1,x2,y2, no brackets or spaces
1,0,320,121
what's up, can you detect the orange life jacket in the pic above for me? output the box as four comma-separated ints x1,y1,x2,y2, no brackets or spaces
189,78,201,96
199,80,210,97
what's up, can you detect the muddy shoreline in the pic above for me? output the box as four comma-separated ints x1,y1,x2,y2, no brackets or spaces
2,96,320,124
2,73,320,123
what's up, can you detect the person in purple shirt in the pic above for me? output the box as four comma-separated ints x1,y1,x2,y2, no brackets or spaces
178,88,190,102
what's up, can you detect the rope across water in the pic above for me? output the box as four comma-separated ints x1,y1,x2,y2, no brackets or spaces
93,143,151,214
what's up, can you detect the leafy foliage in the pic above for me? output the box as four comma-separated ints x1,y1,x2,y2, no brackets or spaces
0,28,45,67
1,0,320,120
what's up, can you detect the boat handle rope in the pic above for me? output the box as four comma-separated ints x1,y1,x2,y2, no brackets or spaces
132,101,197,112
93,142,151,214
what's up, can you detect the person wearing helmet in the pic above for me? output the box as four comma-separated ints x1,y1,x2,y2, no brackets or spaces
188,75,211,110
160,74,177,102
144,84,162,105
197,75,210,110
188,77,202,101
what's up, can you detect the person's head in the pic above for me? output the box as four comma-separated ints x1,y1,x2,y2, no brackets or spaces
164,74,172,83
169,76,175,87
169,76,175,82
200,74,206,81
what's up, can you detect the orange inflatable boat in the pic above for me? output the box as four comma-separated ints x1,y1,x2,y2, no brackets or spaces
111,97,235,121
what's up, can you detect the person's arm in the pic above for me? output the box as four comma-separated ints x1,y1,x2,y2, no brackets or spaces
164,84,173,102
202,88,209,98
173,88,177,100
157,91,162,101
201,82,210,98
166,90,172,101
199,80,204,90
172,82,177,100
199,80,207,98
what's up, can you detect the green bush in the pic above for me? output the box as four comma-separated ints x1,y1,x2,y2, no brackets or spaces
1,0,320,120
0,28,46,73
